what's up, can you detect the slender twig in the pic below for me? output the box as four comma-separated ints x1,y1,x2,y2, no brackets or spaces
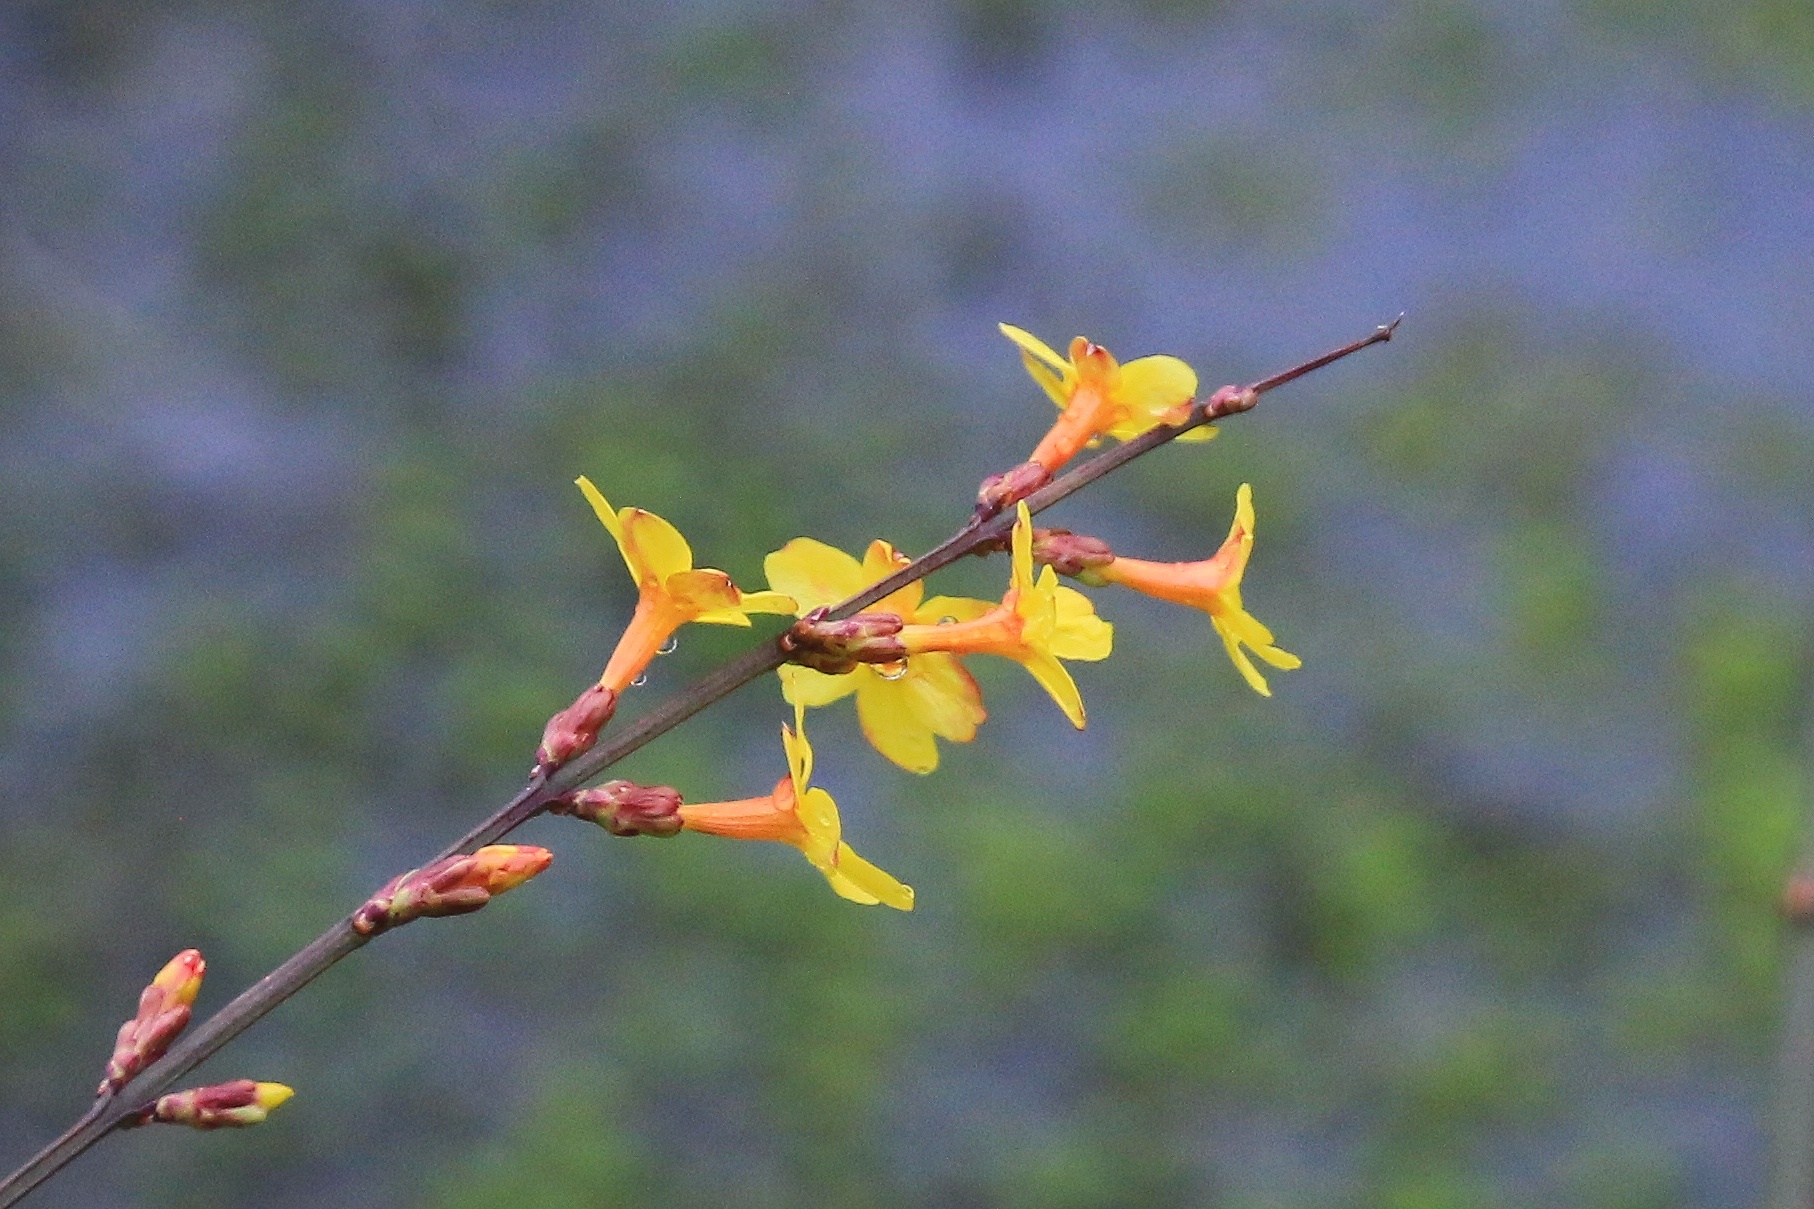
0,318,1396,1208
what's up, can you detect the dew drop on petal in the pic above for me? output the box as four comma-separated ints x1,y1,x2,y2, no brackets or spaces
631,673,648,688
877,659,909,682
939,616,957,625
657,637,678,656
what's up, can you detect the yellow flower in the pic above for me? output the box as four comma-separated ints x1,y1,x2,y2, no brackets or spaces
1092,483,1300,696
679,707,914,909
578,476,795,693
766,537,992,773
897,502,1112,727
999,323,1208,473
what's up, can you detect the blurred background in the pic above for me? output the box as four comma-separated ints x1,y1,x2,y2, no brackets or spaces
2,1,1812,1205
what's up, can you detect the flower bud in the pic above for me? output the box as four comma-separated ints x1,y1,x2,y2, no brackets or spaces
782,610,908,675
1031,529,1116,581
99,949,205,1095
126,1080,294,1130
974,460,1052,520
536,683,619,773
351,845,553,936
550,780,684,837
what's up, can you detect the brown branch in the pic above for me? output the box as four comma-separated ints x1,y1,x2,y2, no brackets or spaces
0,317,1397,1208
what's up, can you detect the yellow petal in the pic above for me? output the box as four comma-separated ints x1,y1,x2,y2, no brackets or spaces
1018,650,1087,728
1021,352,1070,410
1011,502,1034,592
576,476,637,581
899,652,985,741
1047,580,1114,661
782,720,813,794
779,663,860,708
1116,354,1198,418
864,540,924,616
918,594,996,624
1175,425,1219,444
856,676,940,773
620,508,695,585
825,844,915,911
1255,643,1302,670
795,784,839,844
1213,616,1273,696
735,590,798,615
765,538,867,613
998,323,1070,374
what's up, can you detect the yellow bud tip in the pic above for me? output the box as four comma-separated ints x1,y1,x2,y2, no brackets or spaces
470,844,554,893
152,949,206,1007
253,1083,295,1112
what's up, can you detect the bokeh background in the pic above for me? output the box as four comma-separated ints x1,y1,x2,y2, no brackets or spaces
3,1,1813,1206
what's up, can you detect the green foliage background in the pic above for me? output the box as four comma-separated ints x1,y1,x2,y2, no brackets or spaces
2,1,1813,1206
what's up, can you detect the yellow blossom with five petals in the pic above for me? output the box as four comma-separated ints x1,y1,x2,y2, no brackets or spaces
1091,483,1300,696
678,705,914,909
897,502,1112,727
577,476,794,694
767,537,993,774
999,323,1208,473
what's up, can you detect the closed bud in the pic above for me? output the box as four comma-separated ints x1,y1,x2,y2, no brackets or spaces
351,845,553,936
100,949,206,1094
536,683,619,773
551,780,684,837
127,1079,294,1130
782,610,908,674
974,460,1052,520
1031,529,1116,581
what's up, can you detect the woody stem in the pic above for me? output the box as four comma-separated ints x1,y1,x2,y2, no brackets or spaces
0,318,1398,1209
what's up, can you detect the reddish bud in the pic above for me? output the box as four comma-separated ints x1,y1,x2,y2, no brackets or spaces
974,460,1052,521
351,845,554,936
126,1079,294,1130
100,949,206,1095
1031,529,1117,580
782,611,908,675
537,683,619,773
551,780,685,837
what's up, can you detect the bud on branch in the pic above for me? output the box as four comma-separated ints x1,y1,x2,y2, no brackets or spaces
122,1080,293,1130
549,780,684,837
350,845,553,937
99,949,205,1095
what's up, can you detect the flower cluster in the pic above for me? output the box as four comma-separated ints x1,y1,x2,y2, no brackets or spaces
540,323,1299,909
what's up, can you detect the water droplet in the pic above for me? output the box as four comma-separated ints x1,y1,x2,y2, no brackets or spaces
657,636,679,656
876,660,909,682
630,673,648,688
939,616,957,625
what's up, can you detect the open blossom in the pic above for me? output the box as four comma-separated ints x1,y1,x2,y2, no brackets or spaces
678,707,913,910
1000,323,1206,473
539,478,796,769
767,537,992,774
1089,483,1300,696
579,476,795,693
896,502,1112,728
101,949,205,1094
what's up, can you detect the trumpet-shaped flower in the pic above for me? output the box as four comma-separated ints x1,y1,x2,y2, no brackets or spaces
767,537,992,773
679,707,913,910
1000,324,1208,473
896,503,1112,727
1091,483,1300,696
578,476,795,694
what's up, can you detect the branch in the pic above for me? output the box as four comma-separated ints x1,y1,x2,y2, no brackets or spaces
0,317,1397,1208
